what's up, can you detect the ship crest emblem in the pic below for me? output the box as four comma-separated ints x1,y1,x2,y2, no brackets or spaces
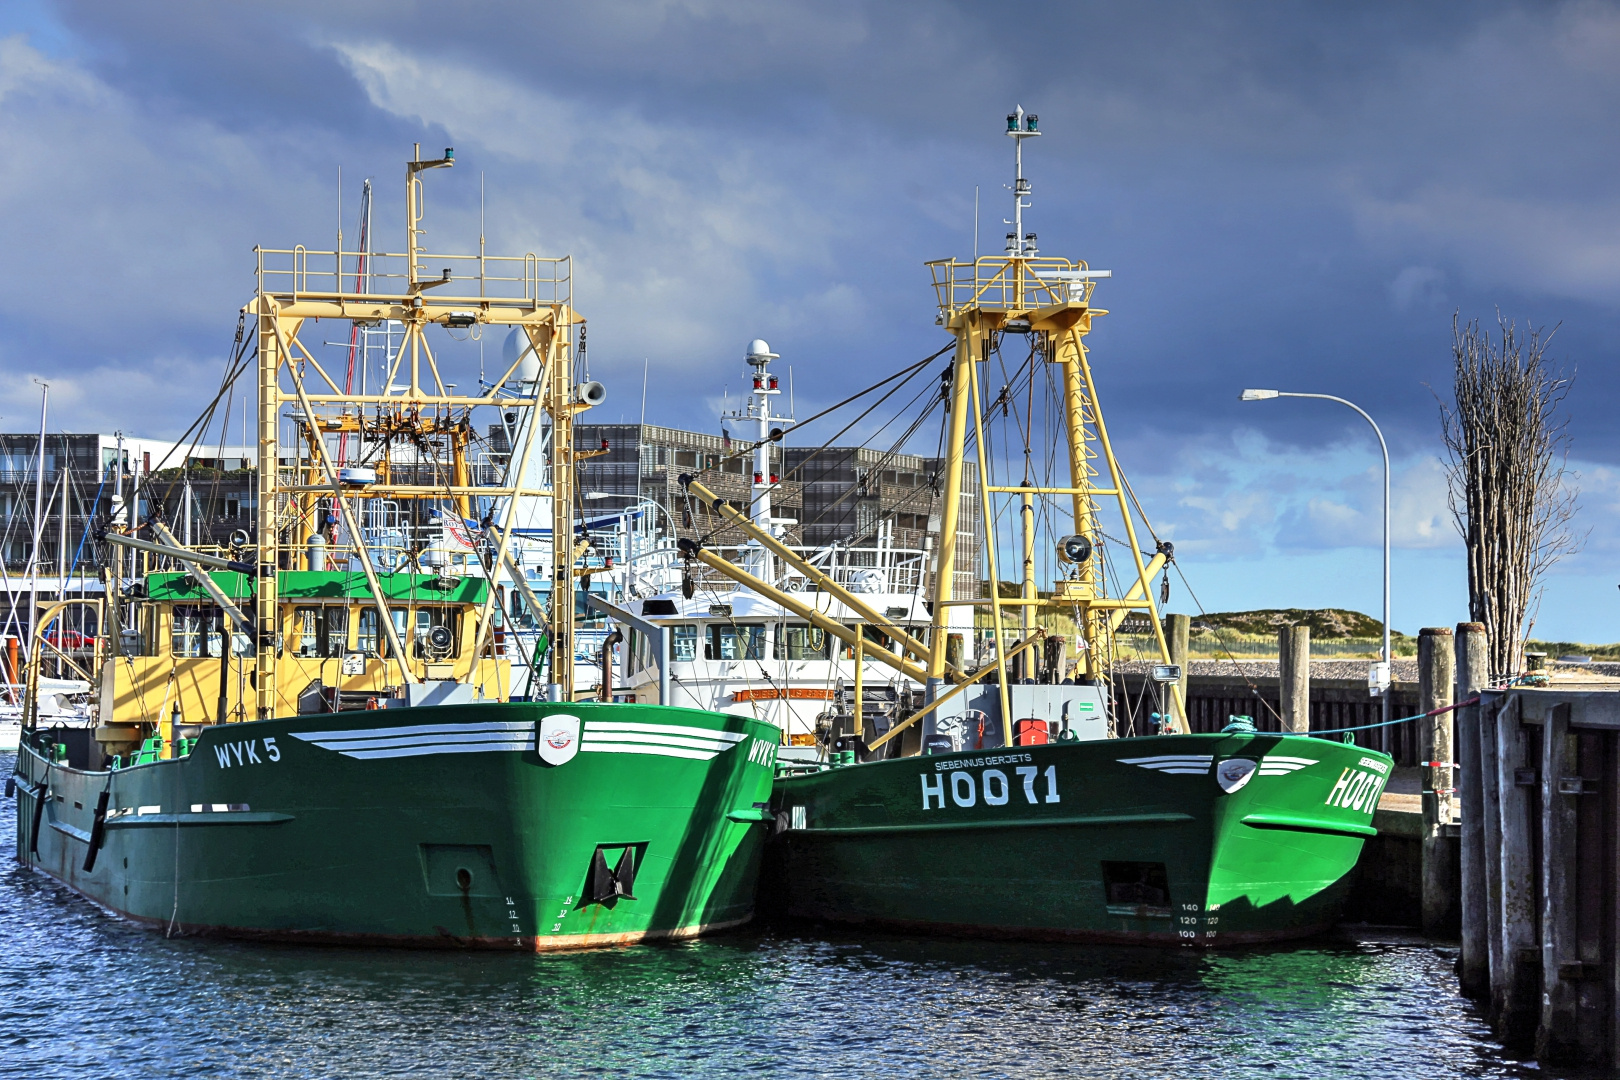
537,713,582,766
1215,757,1257,793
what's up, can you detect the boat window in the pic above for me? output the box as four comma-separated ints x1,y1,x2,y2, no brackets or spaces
356,607,411,657
835,624,891,660
775,624,828,660
293,606,349,658
172,605,211,657
412,607,460,658
706,623,765,661
508,591,540,630
172,606,252,658
671,624,699,662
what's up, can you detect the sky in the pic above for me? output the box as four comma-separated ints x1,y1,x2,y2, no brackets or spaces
1,0,1617,640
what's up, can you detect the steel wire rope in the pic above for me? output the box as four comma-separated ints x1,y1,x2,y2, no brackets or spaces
798,392,947,555
129,316,253,527
695,345,951,519
1090,442,1289,731
1165,559,1285,729
697,364,942,550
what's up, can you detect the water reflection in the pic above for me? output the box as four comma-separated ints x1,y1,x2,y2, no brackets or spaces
0,753,1570,1078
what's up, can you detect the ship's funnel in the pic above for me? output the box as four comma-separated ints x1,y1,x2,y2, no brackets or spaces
575,381,607,408
502,327,542,385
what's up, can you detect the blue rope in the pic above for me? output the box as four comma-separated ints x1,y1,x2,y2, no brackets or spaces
67,476,106,576
1307,710,1429,736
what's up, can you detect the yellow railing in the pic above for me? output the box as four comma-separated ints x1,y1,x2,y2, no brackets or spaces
255,247,572,307
926,256,1096,314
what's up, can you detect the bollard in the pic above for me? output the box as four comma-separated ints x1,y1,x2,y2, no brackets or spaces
1418,627,1457,937
1278,625,1310,734
1164,613,1190,730
1044,635,1067,685
1456,621,1489,998
1493,693,1537,1048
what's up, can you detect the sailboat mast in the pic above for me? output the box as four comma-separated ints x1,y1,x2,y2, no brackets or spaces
27,382,47,668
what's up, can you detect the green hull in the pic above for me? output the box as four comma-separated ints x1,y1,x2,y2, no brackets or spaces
768,733,1391,946
13,702,779,949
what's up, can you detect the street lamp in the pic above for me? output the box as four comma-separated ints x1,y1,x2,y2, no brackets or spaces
1240,388,1392,745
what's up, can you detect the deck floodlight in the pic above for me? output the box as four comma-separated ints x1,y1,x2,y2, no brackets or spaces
1240,388,1280,401
1151,663,1182,684
1057,534,1092,564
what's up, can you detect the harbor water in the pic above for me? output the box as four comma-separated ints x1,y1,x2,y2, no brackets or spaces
0,755,1579,1079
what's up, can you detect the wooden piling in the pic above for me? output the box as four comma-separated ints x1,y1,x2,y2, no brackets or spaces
1456,621,1490,998
1481,692,1505,1000
1277,625,1309,733
1493,693,1537,1048
1164,613,1190,728
1538,702,1582,1061
1418,627,1457,937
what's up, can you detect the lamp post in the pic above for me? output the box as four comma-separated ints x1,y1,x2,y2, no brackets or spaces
1240,388,1392,745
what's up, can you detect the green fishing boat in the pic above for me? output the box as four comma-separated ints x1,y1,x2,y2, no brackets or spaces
679,107,1391,945
770,733,1389,945
8,146,777,948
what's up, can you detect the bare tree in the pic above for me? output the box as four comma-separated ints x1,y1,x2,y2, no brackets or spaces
1441,314,1582,680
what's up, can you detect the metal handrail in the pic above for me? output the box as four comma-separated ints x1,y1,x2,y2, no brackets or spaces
256,247,571,306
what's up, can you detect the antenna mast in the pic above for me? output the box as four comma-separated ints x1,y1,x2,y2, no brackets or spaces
1004,106,1040,257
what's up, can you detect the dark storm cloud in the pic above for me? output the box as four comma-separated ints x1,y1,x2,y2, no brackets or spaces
5,0,1618,468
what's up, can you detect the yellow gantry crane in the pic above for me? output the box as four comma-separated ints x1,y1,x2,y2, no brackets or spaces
248,144,594,717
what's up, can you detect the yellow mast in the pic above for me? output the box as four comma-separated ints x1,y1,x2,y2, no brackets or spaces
922,105,1184,733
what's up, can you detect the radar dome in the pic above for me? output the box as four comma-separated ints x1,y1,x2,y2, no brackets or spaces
503,327,542,384
746,339,779,361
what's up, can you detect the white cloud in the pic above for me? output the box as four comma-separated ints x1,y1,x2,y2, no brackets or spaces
326,39,872,378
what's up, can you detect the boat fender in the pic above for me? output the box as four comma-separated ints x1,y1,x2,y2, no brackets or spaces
28,780,48,856
4,775,13,799
82,788,111,873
